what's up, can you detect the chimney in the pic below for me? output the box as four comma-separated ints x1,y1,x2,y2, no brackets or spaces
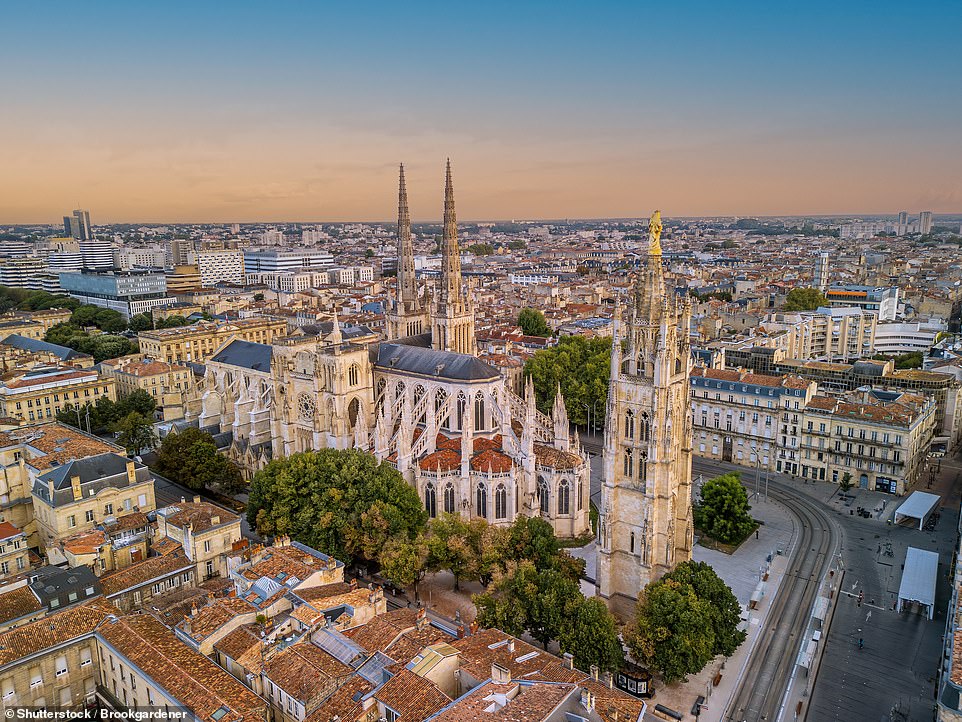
457,623,465,639
563,652,574,670
125,460,136,484
590,664,599,681
580,688,594,713
180,496,186,503
349,578,357,591
491,663,511,685
193,495,201,504
415,607,427,631
70,475,82,501
182,615,191,635
608,706,619,722
469,621,478,636
507,639,515,654
603,671,614,689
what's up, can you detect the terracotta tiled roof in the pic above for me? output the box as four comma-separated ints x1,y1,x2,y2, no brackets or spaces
103,511,150,534
470,449,513,473
161,501,239,533
0,599,114,667
100,550,192,597
213,623,264,669
341,608,421,651
0,422,120,471
450,628,581,685
264,641,353,703
430,680,573,721
0,585,43,627
181,597,256,642
419,449,461,472
372,668,451,720
62,529,108,555
97,613,266,722
303,676,373,722
0,522,23,541
533,443,583,470
241,545,334,584
151,537,183,556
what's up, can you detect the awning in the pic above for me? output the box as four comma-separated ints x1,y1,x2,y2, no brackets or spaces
894,491,941,530
897,547,938,619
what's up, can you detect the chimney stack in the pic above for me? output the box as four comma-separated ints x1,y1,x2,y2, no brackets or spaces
603,671,614,689
563,652,574,670
491,663,511,685
590,664,599,681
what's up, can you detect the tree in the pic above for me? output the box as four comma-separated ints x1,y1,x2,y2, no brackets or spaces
380,534,429,602
524,336,611,426
693,473,755,545
466,243,495,256
839,471,853,492
559,596,624,674
94,308,127,334
504,515,584,580
783,287,828,311
624,561,744,683
113,412,157,455
156,315,191,329
121,389,158,418
425,513,482,591
364,248,375,258
246,449,426,564
128,314,153,333
518,308,551,337
474,561,580,649
156,427,244,495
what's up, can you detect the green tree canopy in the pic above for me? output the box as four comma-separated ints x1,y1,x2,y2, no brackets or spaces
524,335,611,427
783,287,828,311
156,315,192,329
466,243,495,256
518,308,551,337
128,314,153,333
44,324,136,362
693,472,755,545
559,596,625,674
156,427,244,495
379,534,430,601
113,412,157,456
246,449,426,564
624,560,745,682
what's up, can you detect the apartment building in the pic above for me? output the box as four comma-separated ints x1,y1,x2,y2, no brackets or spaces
0,335,94,369
825,284,900,321
99,355,193,421
31,454,156,550
800,389,936,494
0,523,28,580
761,306,877,362
5,309,73,334
155,499,242,581
0,319,45,342
0,366,116,425
138,317,288,363
690,367,818,474
0,423,121,549
60,510,152,574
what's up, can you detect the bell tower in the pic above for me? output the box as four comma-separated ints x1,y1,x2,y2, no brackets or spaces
596,210,694,620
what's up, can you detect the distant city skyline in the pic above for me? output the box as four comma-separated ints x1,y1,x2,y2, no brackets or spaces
1,1,960,222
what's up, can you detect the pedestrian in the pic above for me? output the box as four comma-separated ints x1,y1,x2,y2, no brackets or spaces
755,529,759,540
858,638,864,649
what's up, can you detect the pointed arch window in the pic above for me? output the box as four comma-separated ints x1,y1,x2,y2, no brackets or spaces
537,477,549,515
476,482,488,519
624,409,635,440
348,398,360,428
425,483,437,519
443,483,455,514
630,532,636,554
495,484,507,519
348,364,359,387
474,393,485,432
639,451,648,489
435,388,449,429
577,478,584,511
624,449,634,478
557,480,570,516
640,412,651,442
456,393,467,431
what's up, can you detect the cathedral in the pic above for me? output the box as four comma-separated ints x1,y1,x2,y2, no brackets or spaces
595,212,695,620
185,162,591,538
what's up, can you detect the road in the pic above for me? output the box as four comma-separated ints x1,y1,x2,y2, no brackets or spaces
689,458,840,722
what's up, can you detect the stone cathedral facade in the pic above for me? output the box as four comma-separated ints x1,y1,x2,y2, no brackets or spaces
185,162,590,538
596,211,695,620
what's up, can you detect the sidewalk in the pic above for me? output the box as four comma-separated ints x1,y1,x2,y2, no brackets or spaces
645,495,796,721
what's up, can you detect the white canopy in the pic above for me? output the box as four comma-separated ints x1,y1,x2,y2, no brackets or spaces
894,491,941,530
897,547,938,619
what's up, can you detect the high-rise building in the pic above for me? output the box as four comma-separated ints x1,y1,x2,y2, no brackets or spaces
898,211,908,225
596,211,694,619
814,251,830,293
243,249,334,273
62,209,92,241
919,210,933,235
169,238,194,267
196,249,245,286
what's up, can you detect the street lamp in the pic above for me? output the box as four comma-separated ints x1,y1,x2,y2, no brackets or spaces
749,446,761,500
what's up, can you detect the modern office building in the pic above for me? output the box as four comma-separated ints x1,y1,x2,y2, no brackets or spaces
243,249,334,274
62,209,92,241
0,258,46,291
814,252,830,293
79,239,114,269
58,269,172,318
196,250,245,286
920,210,934,235
825,284,900,321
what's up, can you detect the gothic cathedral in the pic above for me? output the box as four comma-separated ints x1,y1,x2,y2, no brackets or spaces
596,211,695,620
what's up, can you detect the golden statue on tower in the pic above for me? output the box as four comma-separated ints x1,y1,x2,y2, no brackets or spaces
648,210,662,256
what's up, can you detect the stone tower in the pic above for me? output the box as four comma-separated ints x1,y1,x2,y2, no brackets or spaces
431,160,476,355
387,163,430,339
596,210,694,620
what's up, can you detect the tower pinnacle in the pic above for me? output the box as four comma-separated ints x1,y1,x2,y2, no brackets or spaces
440,158,461,307
397,163,418,309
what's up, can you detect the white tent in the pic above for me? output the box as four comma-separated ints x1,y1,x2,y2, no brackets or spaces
894,491,941,530
897,547,938,619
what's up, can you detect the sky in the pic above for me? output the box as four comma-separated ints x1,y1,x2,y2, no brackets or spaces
1,1,961,223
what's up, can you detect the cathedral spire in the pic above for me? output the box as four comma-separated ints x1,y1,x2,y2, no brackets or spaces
397,163,418,310
439,158,462,307
330,307,342,345
635,210,666,324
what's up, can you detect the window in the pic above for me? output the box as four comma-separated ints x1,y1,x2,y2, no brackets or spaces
443,483,455,514
475,483,487,519
0,562,7,576
623,449,633,477
205,560,214,578
424,483,437,518
557,480,570,516
537,478,549,515
495,484,507,519
85,510,95,523
203,540,211,553
104,503,113,515
630,532,635,553
624,409,634,439
56,655,68,676
80,648,92,667
30,667,42,689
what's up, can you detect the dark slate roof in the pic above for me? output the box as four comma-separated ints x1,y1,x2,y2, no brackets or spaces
374,343,500,382
209,339,273,371
28,565,101,609
300,322,374,340
1,334,89,362
33,452,151,508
